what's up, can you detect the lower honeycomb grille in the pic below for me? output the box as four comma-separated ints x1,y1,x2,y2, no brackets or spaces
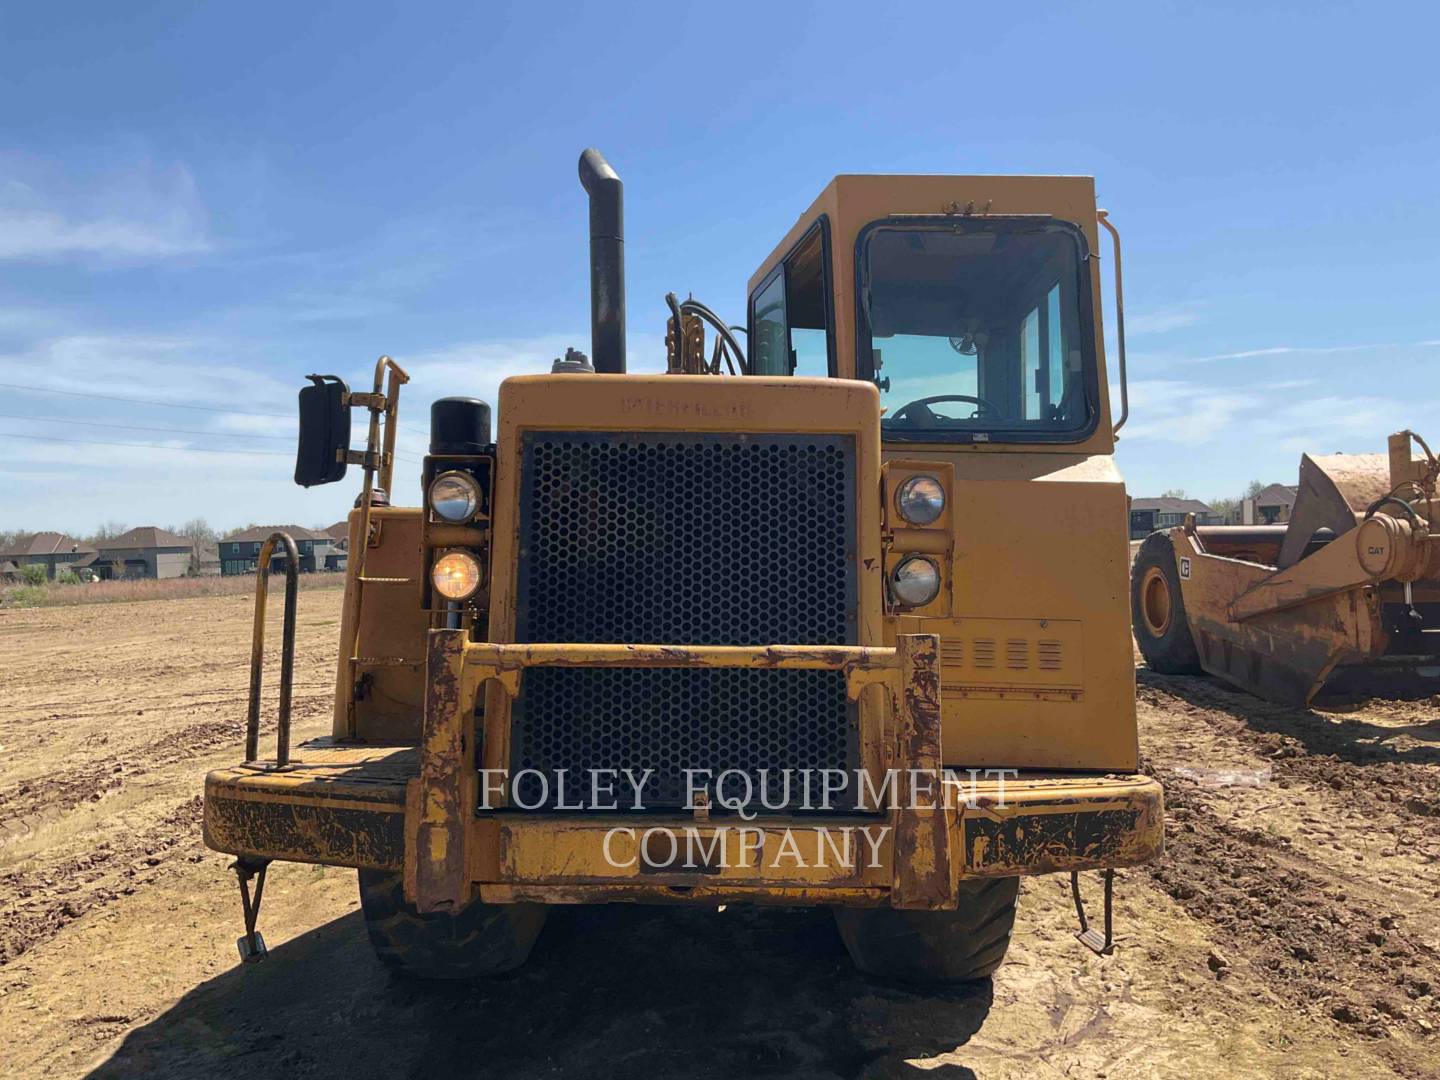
509,431,858,811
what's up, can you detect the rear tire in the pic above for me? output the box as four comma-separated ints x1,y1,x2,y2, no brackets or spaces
357,870,547,979
835,876,1019,984
1131,532,1203,674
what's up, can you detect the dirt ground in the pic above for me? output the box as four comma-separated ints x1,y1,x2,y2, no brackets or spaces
1,592,1437,1079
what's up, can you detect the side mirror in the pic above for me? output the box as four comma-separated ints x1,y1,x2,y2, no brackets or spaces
295,374,351,487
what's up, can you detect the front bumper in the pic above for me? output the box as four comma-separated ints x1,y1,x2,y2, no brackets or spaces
204,632,1163,911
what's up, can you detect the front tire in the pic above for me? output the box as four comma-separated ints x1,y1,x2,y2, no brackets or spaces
1131,531,1203,674
835,876,1019,984
357,870,547,979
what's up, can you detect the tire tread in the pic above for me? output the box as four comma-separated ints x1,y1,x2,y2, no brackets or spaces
834,876,1020,984
1131,531,1203,674
357,870,546,979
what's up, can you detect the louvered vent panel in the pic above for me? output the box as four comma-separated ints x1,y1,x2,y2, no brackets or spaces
1005,639,1029,670
1038,639,1063,671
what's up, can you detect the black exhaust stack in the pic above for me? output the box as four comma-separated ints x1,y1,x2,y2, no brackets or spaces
578,148,625,374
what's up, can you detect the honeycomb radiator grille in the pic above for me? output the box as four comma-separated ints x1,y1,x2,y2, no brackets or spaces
510,432,858,810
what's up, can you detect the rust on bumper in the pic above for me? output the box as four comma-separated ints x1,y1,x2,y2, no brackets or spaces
204,758,1162,905
203,741,413,871
958,773,1164,876
204,631,1163,906
891,633,953,909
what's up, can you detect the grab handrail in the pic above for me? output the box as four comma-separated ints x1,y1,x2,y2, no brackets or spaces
245,531,300,768
1096,209,1129,436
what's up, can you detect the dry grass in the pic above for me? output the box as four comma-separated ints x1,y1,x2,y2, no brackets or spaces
0,572,347,609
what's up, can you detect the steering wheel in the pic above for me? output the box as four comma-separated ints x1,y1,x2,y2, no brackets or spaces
890,394,1002,425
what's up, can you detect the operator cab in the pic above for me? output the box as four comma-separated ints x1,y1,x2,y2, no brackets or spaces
746,174,1115,452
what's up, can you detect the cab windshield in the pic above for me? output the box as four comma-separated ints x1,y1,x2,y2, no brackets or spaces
857,219,1097,443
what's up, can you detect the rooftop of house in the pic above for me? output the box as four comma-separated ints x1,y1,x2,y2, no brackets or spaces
96,527,193,551
1131,497,1215,514
219,525,332,543
1255,483,1300,506
0,531,97,558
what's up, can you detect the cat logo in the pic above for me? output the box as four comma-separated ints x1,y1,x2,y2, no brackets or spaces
1179,557,1191,580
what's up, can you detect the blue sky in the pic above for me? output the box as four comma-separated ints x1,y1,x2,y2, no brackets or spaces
1,1,1437,533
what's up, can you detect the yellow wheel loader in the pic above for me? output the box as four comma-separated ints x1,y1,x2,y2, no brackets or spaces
203,150,1163,982
1133,432,1440,704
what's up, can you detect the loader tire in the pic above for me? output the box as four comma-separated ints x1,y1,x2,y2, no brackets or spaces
357,870,546,979
834,876,1019,984
1131,532,1203,675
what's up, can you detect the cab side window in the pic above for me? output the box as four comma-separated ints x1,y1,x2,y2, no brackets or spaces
752,273,788,375
748,220,832,377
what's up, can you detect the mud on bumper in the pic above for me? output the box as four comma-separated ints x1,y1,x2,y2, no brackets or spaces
204,752,1163,907
206,630,1162,911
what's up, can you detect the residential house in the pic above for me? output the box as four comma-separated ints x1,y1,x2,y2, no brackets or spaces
1129,497,1221,538
0,532,98,579
218,526,346,575
1128,508,1158,539
194,542,222,576
1252,483,1299,525
324,520,350,570
322,524,347,576
94,527,194,580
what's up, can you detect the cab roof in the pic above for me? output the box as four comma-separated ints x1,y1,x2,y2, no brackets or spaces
748,174,1098,297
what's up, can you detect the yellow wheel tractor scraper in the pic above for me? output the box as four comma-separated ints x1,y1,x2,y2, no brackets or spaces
1133,431,1440,705
205,148,1167,983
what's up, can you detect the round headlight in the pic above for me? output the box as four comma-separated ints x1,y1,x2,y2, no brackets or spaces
891,555,941,608
895,475,946,526
428,471,481,523
431,550,482,601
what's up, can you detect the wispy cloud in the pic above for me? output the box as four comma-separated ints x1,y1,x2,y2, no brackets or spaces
0,158,210,262
0,331,605,532
0,209,209,260
1126,306,1202,335
1183,340,1440,364
393,333,666,410
1122,374,1424,457
395,336,581,420
0,332,284,405
1121,378,1256,445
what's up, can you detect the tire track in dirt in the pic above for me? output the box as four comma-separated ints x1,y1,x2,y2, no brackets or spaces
0,796,205,966
0,692,331,848
0,592,346,974
1136,673,1440,1078
1140,669,1440,768
1138,673,1440,864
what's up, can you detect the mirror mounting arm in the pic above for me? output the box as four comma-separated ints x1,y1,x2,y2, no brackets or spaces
339,448,384,470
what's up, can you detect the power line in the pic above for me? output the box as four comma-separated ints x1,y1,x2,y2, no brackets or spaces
0,381,291,418
0,430,292,456
0,429,425,465
0,412,293,440
0,381,431,438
